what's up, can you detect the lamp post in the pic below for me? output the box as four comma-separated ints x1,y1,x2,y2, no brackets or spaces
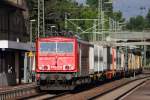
29,19,36,82
30,19,36,44
50,25,56,35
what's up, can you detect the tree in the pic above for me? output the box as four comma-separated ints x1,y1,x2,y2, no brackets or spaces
112,11,125,22
26,0,117,41
26,0,81,36
86,0,98,7
145,9,150,29
126,16,145,31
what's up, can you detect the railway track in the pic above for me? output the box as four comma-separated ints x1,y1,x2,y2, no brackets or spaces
1,74,149,100
22,91,69,100
45,74,150,100
89,77,149,100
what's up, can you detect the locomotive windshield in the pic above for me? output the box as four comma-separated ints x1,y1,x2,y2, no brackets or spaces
40,42,73,53
57,42,73,53
40,42,56,53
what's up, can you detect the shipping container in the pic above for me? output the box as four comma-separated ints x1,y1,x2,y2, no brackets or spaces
104,47,110,71
78,40,94,77
94,45,105,72
110,47,116,71
116,48,123,71
89,45,94,74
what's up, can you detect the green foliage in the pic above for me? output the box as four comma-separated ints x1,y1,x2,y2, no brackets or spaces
145,9,150,29
86,0,98,7
126,16,145,31
112,11,125,22
126,9,150,31
26,0,117,41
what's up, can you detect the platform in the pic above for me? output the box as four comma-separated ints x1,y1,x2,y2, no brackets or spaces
123,80,150,100
0,82,36,92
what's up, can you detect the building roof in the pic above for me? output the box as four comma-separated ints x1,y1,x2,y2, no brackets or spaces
1,0,26,10
0,40,35,51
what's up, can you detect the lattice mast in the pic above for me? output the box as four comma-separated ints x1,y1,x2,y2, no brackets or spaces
38,0,45,37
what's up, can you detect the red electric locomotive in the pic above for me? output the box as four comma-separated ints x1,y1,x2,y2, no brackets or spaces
36,36,93,90
36,37,77,72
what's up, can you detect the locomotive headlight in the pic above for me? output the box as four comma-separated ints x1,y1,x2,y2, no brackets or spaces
39,65,45,70
63,65,74,70
39,66,43,70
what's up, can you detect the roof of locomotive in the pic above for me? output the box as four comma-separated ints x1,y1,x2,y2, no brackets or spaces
37,36,94,47
37,36,76,42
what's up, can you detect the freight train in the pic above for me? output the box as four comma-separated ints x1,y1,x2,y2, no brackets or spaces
36,36,143,90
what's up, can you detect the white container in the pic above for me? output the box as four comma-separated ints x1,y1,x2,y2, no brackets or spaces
94,45,105,72
89,46,94,74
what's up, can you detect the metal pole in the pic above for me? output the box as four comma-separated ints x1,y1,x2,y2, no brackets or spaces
98,0,104,41
38,0,40,37
144,40,147,68
98,46,100,73
43,0,45,37
112,19,115,32
30,21,32,45
125,41,128,72
24,53,28,83
100,0,105,41
133,54,135,78
2,49,5,73
29,19,35,82
109,17,111,32
98,0,101,33
65,12,68,30
102,47,104,71
30,21,32,82
93,20,97,41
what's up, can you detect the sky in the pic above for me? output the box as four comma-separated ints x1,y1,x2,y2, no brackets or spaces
76,0,150,20
113,0,150,20
76,0,86,4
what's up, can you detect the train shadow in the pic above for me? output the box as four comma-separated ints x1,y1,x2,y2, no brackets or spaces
71,79,113,94
38,80,112,95
40,77,131,95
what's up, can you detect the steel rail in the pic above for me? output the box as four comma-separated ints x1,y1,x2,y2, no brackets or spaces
88,76,150,100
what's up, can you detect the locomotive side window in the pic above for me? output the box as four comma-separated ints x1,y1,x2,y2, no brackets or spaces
57,42,73,53
40,42,56,53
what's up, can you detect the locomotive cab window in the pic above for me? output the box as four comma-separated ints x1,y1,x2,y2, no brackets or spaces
40,42,56,53
57,42,73,53
39,42,73,53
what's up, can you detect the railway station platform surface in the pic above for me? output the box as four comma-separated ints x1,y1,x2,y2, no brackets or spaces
123,80,150,100
0,82,35,92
